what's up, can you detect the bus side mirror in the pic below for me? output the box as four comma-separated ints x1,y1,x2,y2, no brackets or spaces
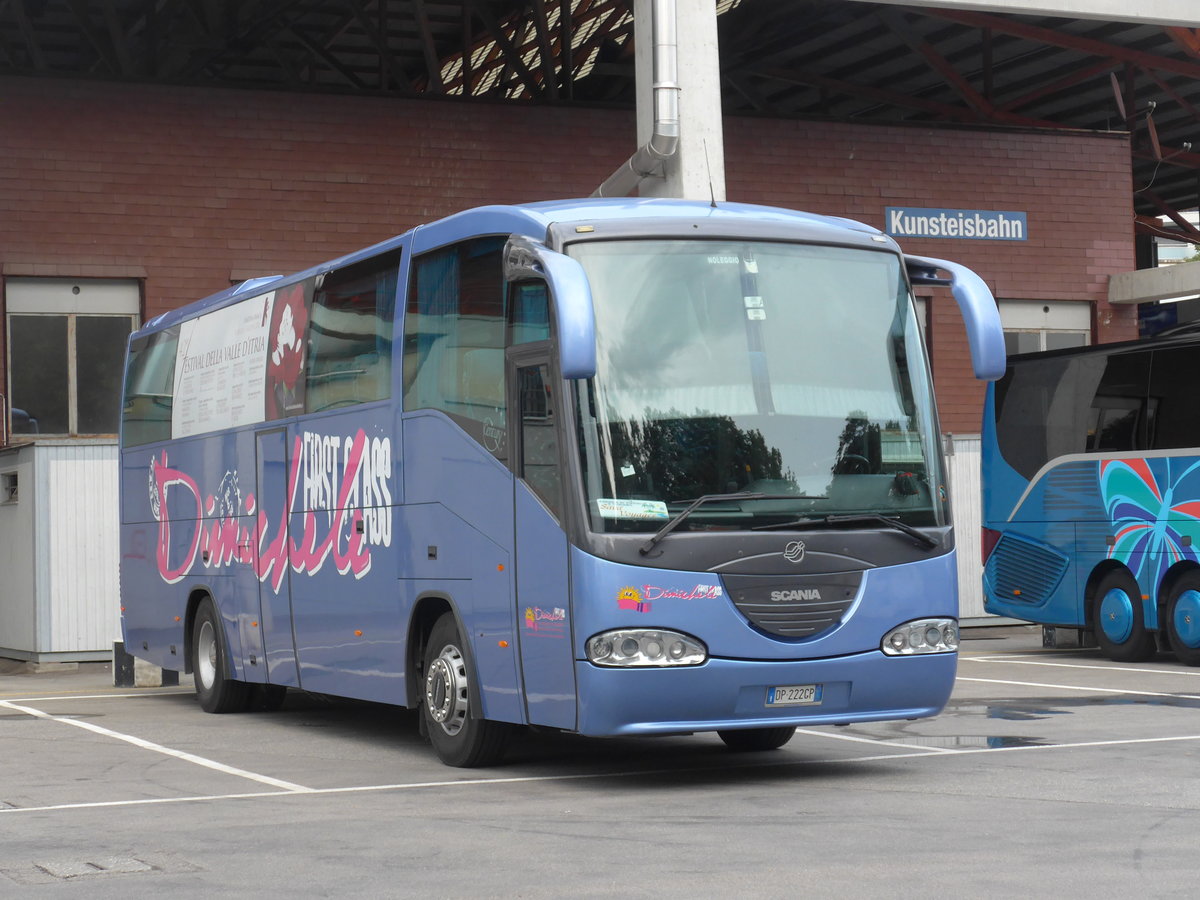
905,255,1006,381
504,236,597,379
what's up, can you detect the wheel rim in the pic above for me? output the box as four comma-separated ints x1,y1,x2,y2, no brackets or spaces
197,619,217,690
425,643,469,737
1174,589,1200,649
1099,587,1135,644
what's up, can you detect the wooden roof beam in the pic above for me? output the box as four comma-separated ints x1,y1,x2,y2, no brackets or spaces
1166,26,1200,60
921,8,1200,82
10,0,47,71
876,8,993,118
531,0,560,100
468,0,543,98
342,0,417,94
413,0,446,94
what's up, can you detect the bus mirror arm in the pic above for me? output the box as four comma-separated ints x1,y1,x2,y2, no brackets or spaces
905,254,1006,382
504,235,597,379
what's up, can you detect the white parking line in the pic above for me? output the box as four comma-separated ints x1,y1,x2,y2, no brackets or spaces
7,731,1200,815
793,727,959,753
0,699,312,793
956,676,1200,700
1,691,194,703
962,657,1200,677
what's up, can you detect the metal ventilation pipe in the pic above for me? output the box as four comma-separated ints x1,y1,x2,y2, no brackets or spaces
591,0,680,198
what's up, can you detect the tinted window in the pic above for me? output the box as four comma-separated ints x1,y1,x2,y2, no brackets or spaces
1087,351,1148,452
403,237,507,457
79,316,135,433
1148,346,1200,450
10,315,69,434
995,349,1150,479
305,252,398,413
122,327,178,447
519,363,562,517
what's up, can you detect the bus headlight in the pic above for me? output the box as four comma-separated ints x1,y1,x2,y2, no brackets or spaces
586,629,707,667
881,618,958,656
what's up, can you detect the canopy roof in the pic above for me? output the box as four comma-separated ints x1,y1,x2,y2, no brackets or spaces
3,1,1199,238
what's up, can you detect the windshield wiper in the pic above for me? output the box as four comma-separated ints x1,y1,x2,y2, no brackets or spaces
639,492,802,555
752,513,939,550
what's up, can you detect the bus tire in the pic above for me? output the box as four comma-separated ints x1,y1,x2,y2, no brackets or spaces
1092,571,1156,663
717,726,796,752
422,613,509,767
193,599,251,713
1165,573,1200,666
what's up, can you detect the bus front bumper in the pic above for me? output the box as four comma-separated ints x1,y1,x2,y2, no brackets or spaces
573,650,957,737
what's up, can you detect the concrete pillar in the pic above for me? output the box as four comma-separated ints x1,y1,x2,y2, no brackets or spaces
635,0,726,201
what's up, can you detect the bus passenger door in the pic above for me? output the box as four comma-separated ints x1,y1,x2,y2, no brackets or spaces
255,428,300,686
509,347,577,729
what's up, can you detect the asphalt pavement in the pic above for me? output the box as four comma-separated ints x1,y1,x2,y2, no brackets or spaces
3,625,1200,898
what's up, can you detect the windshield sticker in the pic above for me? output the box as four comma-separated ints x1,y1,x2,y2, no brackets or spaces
617,586,651,613
597,498,669,520
743,295,764,309
746,309,766,321
707,255,740,264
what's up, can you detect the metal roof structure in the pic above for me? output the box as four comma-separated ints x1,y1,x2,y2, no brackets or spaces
3,1,1200,241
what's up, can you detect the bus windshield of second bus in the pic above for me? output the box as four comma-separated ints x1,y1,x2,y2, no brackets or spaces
570,239,945,535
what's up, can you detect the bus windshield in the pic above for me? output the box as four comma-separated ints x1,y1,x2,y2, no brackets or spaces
569,239,945,534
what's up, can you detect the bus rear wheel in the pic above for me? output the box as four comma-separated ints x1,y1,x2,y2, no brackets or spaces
717,726,796,752
1092,571,1156,663
1166,574,1200,666
422,613,509,767
193,599,251,713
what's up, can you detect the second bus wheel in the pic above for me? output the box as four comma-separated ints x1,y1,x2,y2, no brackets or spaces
422,613,509,767
1165,573,1200,666
717,726,796,752
192,599,251,713
1092,570,1156,663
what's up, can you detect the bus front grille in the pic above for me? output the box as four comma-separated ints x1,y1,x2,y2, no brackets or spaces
722,573,861,639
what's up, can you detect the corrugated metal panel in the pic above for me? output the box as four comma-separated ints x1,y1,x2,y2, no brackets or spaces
946,435,988,622
42,443,120,653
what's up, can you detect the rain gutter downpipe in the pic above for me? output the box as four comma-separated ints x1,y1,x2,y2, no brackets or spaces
591,0,680,198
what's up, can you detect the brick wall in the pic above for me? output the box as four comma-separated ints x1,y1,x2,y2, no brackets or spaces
0,77,1134,434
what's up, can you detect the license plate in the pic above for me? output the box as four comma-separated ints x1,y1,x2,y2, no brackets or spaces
766,683,823,707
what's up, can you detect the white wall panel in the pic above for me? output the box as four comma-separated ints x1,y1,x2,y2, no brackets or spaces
42,443,120,654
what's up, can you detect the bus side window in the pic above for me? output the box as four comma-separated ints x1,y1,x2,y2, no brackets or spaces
1086,351,1150,453
122,327,179,447
304,252,399,413
403,237,507,459
1147,347,1198,451
510,281,550,344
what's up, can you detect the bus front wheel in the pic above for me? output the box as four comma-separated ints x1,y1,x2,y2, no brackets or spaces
422,613,509,767
1092,571,1156,663
1166,573,1200,666
717,726,796,752
192,599,251,713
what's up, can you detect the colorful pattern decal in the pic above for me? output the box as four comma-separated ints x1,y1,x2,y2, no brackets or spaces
151,428,392,591
524,606,567,636
1101,458,1200,592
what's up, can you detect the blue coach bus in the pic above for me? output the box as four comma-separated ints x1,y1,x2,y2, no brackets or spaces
983,331,1200,664
119,198,1004,766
